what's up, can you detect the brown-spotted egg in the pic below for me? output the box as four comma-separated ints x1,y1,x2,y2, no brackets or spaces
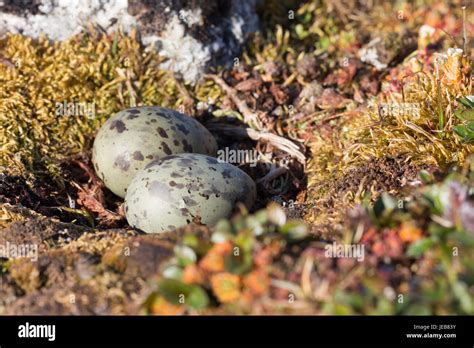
124,153,256,233
92,106,217,198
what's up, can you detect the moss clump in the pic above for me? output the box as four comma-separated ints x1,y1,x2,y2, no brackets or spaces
350,51,473,168
0,30,184,183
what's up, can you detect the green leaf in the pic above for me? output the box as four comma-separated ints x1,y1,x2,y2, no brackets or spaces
158,279,209,309
224,251,253,275
419,170,433,184
318,37,331,51
452,281,474,314
111,31,119,57
279,220,309,241
373,193,397,221
406,238,434,258
454,125,467,137
457,96,474,109
454,124,474,143
186,286,210,310
454,108,474,121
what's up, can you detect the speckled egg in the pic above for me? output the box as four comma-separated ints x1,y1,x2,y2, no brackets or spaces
92,106,218,198
124,153,257,233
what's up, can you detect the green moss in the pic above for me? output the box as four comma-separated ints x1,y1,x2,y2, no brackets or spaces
0,31,183,182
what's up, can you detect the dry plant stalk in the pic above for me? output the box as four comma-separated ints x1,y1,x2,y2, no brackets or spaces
204,74,263,129
208,123,306,164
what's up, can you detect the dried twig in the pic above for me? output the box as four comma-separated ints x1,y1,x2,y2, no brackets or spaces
301,256,314,297
208,123,306,164
204,73,306,167
204,74,263,129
